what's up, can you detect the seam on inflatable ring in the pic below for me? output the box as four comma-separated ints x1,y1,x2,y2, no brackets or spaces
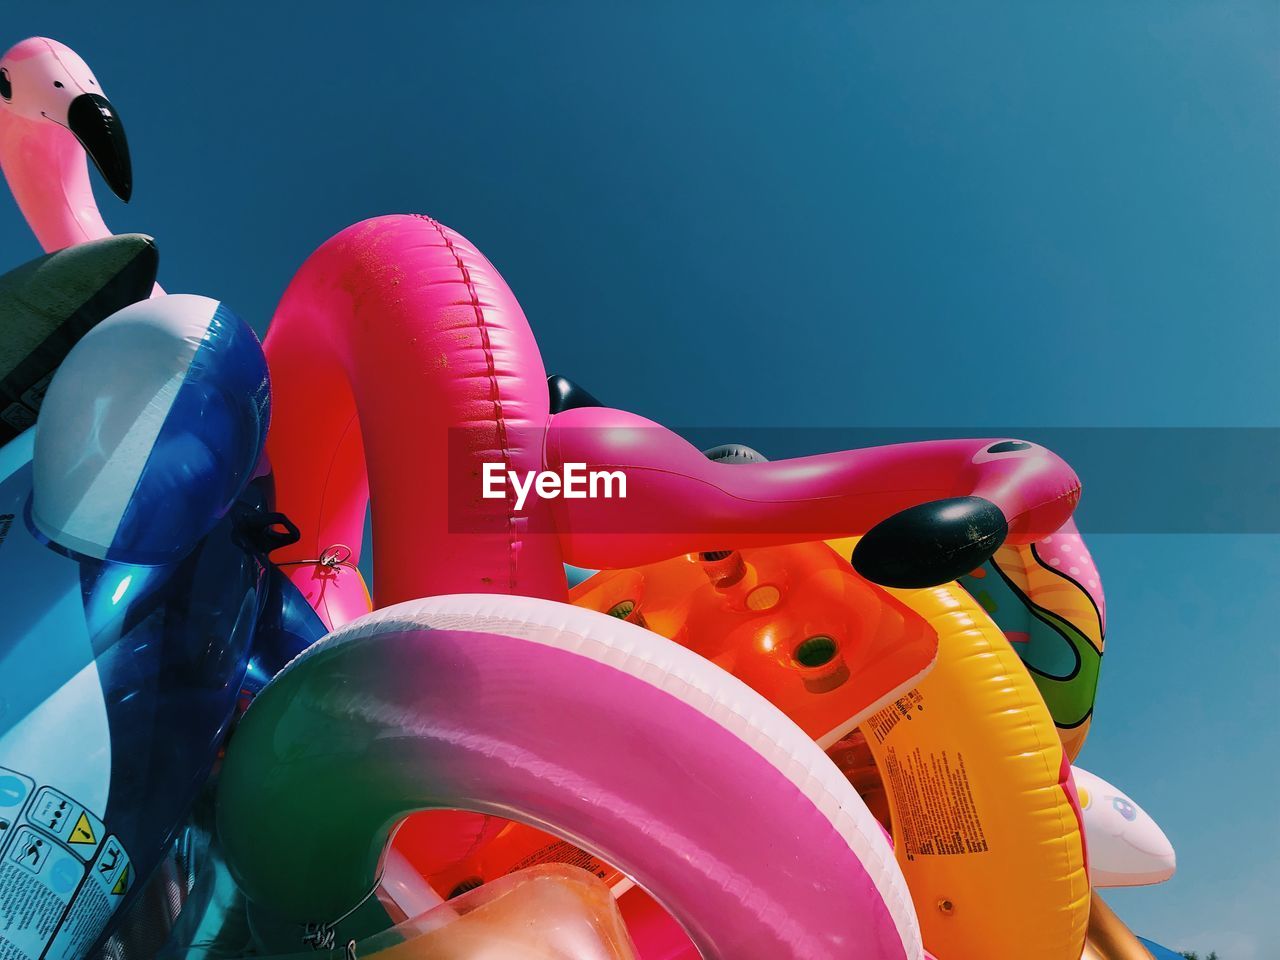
420,216,519,592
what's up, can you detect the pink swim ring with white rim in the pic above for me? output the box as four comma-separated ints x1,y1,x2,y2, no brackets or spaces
216,593,922,960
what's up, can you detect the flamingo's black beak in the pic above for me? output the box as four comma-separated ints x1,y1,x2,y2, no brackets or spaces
67,92,131,202
851,496,1009,588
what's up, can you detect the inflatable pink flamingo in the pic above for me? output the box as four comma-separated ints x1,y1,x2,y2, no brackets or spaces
0,38,134,251
0,35,166,305
265,214,1082,624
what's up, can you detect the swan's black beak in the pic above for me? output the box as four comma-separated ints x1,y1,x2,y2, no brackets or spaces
67,92,132,202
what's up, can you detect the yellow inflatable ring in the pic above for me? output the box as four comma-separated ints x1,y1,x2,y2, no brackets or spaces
830,538,1091,960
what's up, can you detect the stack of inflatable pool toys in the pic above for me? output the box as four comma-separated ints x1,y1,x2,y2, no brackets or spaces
0,36,1187,960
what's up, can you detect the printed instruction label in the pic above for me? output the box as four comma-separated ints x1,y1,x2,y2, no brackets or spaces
0,767,131,960
866,689,926,745
507,840,614,883
880,746,989,860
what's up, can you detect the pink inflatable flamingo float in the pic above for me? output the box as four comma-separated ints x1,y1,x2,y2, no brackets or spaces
0,40,135,249
264,214,1082,624
0,36,164,306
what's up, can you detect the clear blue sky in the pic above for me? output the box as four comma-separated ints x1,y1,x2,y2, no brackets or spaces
3,3,1276,956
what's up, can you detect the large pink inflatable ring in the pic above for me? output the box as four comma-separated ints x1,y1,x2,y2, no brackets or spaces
217,594,923,960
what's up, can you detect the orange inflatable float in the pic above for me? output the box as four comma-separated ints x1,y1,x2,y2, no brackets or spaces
571,541,940,746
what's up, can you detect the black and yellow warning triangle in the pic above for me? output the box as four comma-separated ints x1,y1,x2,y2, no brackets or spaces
68,813,96,846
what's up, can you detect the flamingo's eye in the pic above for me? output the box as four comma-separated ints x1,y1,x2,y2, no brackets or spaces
0,69,11,102
986,440,1032,454
52,81,64,89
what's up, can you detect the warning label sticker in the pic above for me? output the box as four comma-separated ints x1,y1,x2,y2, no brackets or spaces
880,745,989,860
26,792,101,861
0,769,130,960
44,837,131,960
